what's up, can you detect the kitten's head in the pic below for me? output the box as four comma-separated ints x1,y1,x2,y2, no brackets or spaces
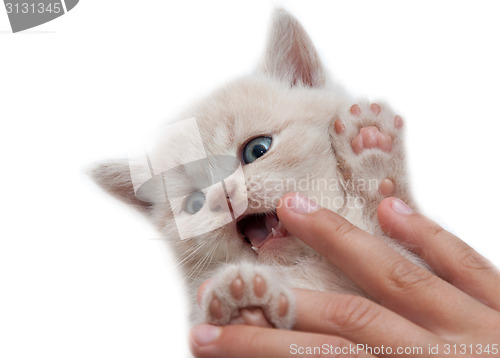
91,9,349,276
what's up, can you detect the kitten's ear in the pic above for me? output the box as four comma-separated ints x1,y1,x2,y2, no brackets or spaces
259,9,326,88
88,159,152,214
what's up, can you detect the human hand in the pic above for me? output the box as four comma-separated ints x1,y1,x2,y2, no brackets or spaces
190,192,500,357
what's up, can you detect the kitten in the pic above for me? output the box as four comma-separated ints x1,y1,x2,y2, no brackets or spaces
90,9,422,329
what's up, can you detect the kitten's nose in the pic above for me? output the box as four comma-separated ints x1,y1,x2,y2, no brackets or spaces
207,179,237,212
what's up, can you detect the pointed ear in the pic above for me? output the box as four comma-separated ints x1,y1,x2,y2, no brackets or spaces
88,159,152,214
259,9,326,88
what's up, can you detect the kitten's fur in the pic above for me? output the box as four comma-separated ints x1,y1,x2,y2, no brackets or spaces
91,9,422,329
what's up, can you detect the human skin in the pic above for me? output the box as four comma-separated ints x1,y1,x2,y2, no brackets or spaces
190,192,500,358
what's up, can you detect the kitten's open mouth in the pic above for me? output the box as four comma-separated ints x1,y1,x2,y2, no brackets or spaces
236,212,288,253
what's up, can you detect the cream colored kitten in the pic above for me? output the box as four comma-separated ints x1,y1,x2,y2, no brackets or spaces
91,9,422,329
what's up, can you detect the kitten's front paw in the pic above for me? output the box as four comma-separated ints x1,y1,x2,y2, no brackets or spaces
201,264,294,329
331,102,407,199
334,103,403,156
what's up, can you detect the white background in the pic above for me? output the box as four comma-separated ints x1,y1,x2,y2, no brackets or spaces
1,1,499,357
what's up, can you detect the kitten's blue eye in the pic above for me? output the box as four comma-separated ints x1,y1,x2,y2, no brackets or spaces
184,191,205,214
242,136,272,164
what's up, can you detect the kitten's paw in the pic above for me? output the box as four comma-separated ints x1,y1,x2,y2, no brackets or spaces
334,103,403,156
201,264,294,329
330,102,409,201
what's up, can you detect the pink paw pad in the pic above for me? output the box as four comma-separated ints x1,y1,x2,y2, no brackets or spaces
379,178,395,197
350,104,362,116
370,103,381,115
351,126,393,154
334,119,346,134
346,103,404,154
208,273,290,328
394,115,404,129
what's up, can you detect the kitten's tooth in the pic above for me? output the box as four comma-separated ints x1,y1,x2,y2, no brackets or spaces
276,222,283,231
272,228,278,237
251,246,259,253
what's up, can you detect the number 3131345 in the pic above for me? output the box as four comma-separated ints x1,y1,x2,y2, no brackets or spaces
5,2,62,14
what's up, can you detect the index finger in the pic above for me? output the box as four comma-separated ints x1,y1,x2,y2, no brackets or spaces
277,192,488,335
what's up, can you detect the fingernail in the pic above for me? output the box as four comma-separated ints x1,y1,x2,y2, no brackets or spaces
191,324,221,346
391,198,413,215
287,192,320,214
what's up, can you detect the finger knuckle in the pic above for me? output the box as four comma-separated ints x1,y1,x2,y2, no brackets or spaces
386,259,435,293
244,329,264,353
331,219,359,242
228,327,268,357
426,224,446,239
323,295,380,334
455,245,492,275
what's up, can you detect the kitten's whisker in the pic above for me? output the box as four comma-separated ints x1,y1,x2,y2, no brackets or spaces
195,245,216,275
184,248,208,278
176,243,206,268
186,243,217,280
173,240,209,270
